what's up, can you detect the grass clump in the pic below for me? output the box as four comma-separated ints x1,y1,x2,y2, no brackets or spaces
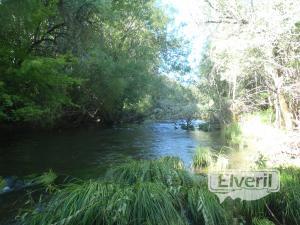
31,170,57,186
22,158,300,225
232,167,300,225
22,157,228,225
192,147,213,170
267,167,300,224
22,181,120,225
127,182,187,225
187,187,227,225
22,181,188,225
105,156,194,187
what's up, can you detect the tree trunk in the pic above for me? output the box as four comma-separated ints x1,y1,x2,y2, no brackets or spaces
274,92,281,128
278,93,293,130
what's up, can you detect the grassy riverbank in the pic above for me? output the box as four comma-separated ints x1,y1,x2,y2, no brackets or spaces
20,155,300,225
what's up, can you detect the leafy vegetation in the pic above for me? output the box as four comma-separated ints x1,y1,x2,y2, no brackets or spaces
187,187,227,225
151,79,201,125
31,170,58,186
0,0,189,127
1,0,300,225
22,157,225,225
21,156,300,225
192,147,214,169
105,157,194,187
197,0,300,130
230,168,300,225
222,122,243,148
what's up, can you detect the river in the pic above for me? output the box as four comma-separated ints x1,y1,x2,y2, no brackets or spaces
0,121,225,224
0,122,223,179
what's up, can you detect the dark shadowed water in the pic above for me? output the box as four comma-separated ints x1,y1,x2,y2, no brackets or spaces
0,122,223,178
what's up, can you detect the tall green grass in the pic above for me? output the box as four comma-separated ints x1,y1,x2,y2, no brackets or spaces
25,182,180,225
21,156,300,225
105,157,195,187
232,167,300,225
267,167,300,225
187,187,228,225
22,157,227,225
22,181,117,225
31,170,57,186
192,147,213,170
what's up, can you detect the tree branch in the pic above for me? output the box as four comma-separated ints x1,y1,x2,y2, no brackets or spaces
29,22,66,53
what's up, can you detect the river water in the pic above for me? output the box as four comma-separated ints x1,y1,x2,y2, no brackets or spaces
0,121,224,224
0,122,223,179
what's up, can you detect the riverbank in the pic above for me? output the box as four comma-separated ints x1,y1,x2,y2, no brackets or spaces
2,147,300,225
16,156,300,225
1,120,299,225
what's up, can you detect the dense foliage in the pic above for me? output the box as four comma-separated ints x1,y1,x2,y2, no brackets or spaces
0,0,189,127
197,0,300,129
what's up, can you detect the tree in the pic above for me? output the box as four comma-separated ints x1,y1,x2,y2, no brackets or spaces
196,0,300,129
0,0,188,127
151,77,201,126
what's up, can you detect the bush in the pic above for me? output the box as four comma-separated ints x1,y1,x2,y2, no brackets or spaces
31,170,57,186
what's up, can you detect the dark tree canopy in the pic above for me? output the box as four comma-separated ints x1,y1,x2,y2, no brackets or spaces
0,0,189,127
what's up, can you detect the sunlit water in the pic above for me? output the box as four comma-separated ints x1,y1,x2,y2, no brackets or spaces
0,122,223,178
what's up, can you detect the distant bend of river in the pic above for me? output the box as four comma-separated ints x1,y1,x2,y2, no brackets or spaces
0,122,224,178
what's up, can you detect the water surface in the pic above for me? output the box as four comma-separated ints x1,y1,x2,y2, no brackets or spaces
0,122,223,178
